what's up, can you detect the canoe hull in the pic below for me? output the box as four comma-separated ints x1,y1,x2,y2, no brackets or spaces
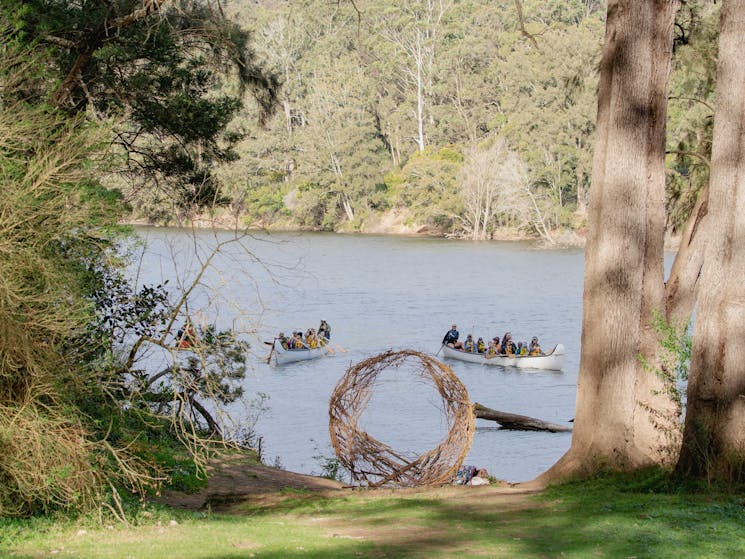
271,343,326,366
441,344,565,371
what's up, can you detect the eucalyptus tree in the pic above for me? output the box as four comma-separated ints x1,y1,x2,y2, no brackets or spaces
495,17,601,222
255,12,312,148
291,55,390,228
458,137,529,240
675,0,745,483
376,0,452,153
0,2,278,514
426,1,502,145
541,0,682,480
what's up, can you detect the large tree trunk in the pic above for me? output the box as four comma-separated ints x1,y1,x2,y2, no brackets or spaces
540,0,679,481
675,1,745,482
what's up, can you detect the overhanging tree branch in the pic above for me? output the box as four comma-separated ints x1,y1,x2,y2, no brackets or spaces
668,95,714,113
50,0,173,107
666,150,711,168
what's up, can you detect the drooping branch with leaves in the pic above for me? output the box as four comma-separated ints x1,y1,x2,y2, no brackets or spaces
3,0,279,219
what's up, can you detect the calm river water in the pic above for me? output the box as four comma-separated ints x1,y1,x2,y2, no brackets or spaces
131,228,585,483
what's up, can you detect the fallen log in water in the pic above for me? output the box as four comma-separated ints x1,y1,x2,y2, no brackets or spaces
473,403,572,433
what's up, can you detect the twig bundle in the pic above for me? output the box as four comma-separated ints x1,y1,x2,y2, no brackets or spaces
328,350,474,487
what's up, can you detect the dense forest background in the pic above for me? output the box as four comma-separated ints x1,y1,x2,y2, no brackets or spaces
120,0,717,243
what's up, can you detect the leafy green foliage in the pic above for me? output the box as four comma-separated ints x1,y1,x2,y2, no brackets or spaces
0,40,259,517
2,0,278,219
666,1,719,233
0,84,125,515
225,0,604,237
387,147,464,231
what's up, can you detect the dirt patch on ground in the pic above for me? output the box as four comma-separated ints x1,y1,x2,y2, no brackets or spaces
159,453,347,511
160,452,546,519
300,484,552,554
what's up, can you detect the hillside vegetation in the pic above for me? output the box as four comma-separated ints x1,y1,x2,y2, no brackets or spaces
123,0,717,243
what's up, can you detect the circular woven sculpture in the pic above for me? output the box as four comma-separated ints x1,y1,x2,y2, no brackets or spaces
329,350,474,487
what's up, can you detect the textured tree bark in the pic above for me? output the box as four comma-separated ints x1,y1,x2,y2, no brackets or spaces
473,403,572,433
665,184,708,328
675,0,745,482
540,0,680,482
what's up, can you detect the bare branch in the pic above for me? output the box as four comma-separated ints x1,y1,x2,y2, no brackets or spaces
666,150,711,168
668,95,714,113
42,34,76,48
106,0,172,30
513,0,540,50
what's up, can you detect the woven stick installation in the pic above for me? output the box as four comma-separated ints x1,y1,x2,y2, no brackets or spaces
329,350,474,487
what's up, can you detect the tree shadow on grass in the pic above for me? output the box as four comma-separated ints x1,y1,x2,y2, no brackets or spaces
227,483,745,559
7,480,745,559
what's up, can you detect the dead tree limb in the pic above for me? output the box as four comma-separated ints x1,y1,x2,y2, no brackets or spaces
473,403,572,433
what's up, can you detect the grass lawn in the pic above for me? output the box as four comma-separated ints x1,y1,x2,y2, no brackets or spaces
3,472,744,559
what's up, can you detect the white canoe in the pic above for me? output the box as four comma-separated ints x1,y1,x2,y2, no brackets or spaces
270,341,327,366
441,343,565,371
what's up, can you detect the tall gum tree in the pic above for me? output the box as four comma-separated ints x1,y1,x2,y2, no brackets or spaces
675,0,745,482
539,0,682,481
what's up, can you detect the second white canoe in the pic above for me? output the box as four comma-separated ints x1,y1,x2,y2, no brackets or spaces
441,343,565,371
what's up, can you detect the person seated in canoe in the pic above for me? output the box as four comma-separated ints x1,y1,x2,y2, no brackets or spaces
442,324,464,349
277,332,290,350
486,337,500,356
305,328,319,349
177,322,198,348
463,334,476,352
529,337,544,356
318,320,331,342
502,332,517,355
517,341,528,355
476,337,486,353
291,331,307,349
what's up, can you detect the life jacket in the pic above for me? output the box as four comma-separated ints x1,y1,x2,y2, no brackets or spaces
307,336,318,349
519,347,527,355
529,348,541,356
477,340,486,353
464,339,475,352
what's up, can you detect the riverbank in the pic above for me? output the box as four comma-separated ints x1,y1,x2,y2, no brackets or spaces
123,211,687,251
4,461,744,559
122,208,587,246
